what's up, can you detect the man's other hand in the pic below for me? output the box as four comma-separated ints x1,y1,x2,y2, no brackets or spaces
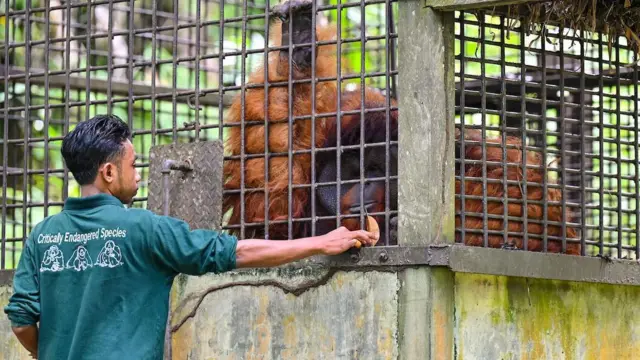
318,227,379,255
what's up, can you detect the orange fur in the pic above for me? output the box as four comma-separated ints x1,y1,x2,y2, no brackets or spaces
455,129,581,255
223,21,342,239
223,17,581,254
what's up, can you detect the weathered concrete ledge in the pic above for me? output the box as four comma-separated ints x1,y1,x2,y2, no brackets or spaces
1,245,639,287
447,246,640,286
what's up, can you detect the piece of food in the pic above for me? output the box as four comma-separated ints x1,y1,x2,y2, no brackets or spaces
366,216,380,246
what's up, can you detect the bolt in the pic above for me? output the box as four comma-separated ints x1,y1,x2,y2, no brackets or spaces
379,252,389,263
350,253,360,263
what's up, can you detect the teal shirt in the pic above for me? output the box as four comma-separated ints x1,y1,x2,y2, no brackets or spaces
4,194,238,359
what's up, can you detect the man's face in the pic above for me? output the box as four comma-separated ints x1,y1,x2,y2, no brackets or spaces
105,140,141,204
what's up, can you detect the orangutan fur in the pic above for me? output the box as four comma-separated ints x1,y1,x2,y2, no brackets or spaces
222,1,580,255
455,128,581,255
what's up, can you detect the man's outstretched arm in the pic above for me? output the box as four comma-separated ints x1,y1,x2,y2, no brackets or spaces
150,213,379,275
235,227,378,268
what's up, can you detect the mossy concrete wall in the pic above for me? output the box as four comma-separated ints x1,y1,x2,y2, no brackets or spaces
168,267,400,360
1,269,639,359
455,273,640,360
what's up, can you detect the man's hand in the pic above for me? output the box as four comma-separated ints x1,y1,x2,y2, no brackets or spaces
317,227,379,255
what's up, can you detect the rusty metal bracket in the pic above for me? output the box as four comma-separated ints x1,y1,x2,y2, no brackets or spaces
161,159,194,216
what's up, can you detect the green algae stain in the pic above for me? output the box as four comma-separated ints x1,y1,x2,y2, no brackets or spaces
455,273,640,360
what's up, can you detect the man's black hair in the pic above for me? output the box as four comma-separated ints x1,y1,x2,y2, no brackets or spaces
61,114,132,185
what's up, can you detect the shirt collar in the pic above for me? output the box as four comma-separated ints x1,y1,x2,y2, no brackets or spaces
63,193,125,211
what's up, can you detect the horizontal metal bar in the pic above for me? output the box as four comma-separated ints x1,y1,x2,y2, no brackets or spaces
2,245,638,286
2,67,233,107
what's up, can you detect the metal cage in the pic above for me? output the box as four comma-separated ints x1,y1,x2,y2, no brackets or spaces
455,9,640,260
2,0,639,270
0,0,399,269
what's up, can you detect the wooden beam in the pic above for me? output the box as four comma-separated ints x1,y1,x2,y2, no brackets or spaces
425,0,543,11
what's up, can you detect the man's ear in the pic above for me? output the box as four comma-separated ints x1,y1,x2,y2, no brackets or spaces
100,162,116,184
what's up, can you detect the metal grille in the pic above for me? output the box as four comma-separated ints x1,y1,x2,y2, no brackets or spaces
0,0,399,269
455,10,640,260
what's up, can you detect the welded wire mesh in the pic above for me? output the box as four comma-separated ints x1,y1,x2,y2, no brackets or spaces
455,10,640,260
0,0,399,269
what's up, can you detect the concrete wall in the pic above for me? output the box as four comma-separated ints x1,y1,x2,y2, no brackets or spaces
1,268,639,359
168,267,400,360
454,273,640,360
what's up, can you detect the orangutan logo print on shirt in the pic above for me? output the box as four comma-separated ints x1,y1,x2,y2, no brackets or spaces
66,246,94,271
40,245,65,272
95,240,123,268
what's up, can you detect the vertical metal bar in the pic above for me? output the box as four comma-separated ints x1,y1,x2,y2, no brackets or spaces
217,0,228,234
479,13,488,248
151,0,157,146
23,0,32,244
335,0,343,231
597,32,605,256
519,21,528,251
383,0,392,245
262,1,271,238
287,3,293,239
43,0,51,221
194,0,202,140
239,0,246,240
634,59,639,260
388,2,397,100
172,0,178,143
85,1,92,121
559,25,567,253
499,15,508,247
540,28,549,252
359,0,366,231
63,0,71,201
579,28,587,256
128,0,134,133
309,0,316,237
458,11,466,246
1,0,10,268
218,1,225,143
107,0,114,114
615,41,622,258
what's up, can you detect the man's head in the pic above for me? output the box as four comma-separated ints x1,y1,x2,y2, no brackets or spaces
61,114,140,204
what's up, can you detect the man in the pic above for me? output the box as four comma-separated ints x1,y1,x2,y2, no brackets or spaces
4,114,377,359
